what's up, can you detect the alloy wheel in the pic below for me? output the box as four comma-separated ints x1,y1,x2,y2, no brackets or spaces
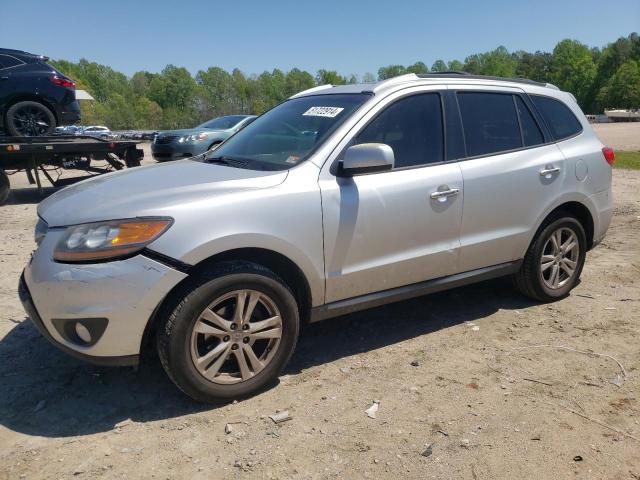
190,289,283,384
12,106,52,136
540,227,580,289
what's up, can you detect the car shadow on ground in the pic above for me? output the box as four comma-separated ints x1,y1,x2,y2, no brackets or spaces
6,185,58,205
0,278,535,438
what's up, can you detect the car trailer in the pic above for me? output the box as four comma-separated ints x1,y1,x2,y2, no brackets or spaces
0,135,144,205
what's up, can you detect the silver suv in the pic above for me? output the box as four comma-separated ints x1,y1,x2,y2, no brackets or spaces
19,73,614,402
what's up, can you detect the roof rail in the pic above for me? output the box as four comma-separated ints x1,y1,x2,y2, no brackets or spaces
415,73,548,87
425,71,470,75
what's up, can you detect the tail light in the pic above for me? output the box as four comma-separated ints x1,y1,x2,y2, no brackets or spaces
602,147,615,166
50,75,76,89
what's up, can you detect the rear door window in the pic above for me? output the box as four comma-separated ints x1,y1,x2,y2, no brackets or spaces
514,96,544,146
530,95,582,140
457,92,521,156
355,93,444,168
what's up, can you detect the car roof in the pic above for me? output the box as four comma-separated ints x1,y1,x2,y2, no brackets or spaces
290,72,561,99
0,48,47,61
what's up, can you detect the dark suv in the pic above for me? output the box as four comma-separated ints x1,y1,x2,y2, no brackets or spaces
0,48,80,136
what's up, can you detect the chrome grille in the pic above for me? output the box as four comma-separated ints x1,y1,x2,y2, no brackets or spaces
155,135,178,144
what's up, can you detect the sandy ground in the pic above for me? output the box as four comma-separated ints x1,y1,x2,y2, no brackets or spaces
592,123,640,151
0,128,639,479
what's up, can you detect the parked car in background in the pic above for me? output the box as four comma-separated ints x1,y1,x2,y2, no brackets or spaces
54,125,81,135
0,48,80,136
151,115,256,161
20,73,613,402
81,125,115,139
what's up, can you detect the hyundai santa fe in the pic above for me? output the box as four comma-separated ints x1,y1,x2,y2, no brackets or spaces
19,73,614,402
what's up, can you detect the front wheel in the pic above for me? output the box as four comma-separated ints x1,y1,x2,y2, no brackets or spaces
513,215,586,302
157,262,299,402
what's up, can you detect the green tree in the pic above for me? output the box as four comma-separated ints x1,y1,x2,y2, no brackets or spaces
285,68,315,96
445,60,462,71
377,65,406,80
362,72,376,83
597,60,640,109
549,39,596,107
431,60,448,72
514,51,552,82
406,62,428,74
133,97,163,129
316,69,347,85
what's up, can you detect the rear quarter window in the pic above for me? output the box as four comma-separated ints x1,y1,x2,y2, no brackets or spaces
0,54,24,70
530,95,582,141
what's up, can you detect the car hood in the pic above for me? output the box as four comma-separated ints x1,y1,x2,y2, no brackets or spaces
38,160,288,227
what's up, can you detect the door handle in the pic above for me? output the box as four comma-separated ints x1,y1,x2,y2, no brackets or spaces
539,166,560,177
430,188,460,200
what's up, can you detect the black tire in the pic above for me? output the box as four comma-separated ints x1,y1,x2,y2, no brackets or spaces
157,262,299,403
5,101,56,137
513,213,587,302
0,169,10,206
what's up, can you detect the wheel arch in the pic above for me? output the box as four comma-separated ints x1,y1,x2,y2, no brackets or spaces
532,200,595,252
3,94,59,123
139,247,314,356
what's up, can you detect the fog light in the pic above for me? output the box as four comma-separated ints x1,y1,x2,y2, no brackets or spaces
75,322,92,343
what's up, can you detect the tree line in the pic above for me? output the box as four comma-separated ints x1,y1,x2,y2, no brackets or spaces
51,33,640,130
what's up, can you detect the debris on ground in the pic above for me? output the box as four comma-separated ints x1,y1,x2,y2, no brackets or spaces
410,360,420,367
421,444,433,458
269,411,292,424
224,423,233,434
611,374,623,387
365,401,380,419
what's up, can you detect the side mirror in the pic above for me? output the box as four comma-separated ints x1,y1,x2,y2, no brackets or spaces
339,143,395,176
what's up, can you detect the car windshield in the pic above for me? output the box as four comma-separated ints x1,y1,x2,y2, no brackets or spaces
202,94,369,170
199,116,248,130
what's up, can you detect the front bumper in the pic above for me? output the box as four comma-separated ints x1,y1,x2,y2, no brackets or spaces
19,274,139,366
150,142,207,161
20,229,188,363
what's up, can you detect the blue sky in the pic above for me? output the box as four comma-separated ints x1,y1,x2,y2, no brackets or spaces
1,0,638,77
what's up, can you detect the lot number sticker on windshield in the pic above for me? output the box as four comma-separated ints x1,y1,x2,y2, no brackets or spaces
303,106,344,118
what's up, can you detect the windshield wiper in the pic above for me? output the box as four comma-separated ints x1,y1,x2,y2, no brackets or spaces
203,155,249,168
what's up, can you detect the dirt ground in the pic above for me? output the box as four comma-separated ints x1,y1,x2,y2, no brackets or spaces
0,126,639,480
592,123,640,151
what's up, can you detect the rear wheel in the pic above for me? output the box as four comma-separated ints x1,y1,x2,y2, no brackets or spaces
0,169,10,206
513,214,586,302
157,262,299,402
5,101,56,136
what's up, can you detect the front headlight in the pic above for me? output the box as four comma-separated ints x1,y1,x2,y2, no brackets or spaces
53,218,173,263
178,132,208,143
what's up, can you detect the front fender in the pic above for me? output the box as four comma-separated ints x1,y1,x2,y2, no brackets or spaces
179,232,324,306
